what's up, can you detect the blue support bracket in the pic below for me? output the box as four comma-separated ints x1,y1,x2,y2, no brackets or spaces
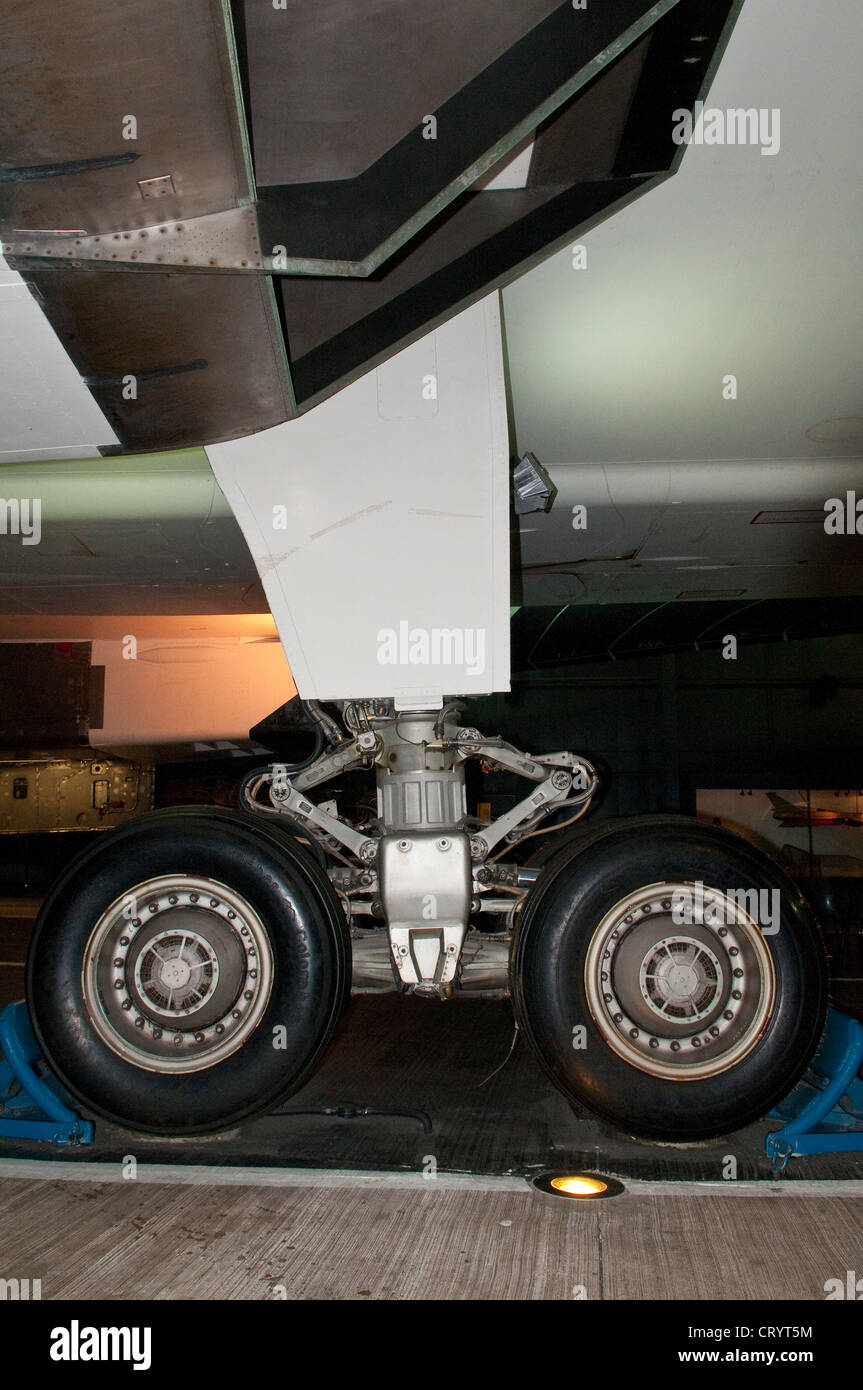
0,1001,93,1147
765,1009,863,1170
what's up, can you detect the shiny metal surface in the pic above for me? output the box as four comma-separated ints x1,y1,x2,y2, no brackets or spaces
3,207,263,273
16,267,292,450
0,0,252,235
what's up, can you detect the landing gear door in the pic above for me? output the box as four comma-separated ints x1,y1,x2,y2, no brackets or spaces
206,294,511,705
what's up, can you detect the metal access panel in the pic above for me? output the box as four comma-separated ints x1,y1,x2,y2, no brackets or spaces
206,296,510,704
0,752,154,833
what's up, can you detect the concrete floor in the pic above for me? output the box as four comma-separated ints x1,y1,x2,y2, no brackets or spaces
0,1162,861,1301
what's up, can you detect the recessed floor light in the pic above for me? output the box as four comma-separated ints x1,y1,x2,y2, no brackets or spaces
532,1171,625,1200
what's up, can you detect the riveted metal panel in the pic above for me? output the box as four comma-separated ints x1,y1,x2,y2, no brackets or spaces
18,268,292,451
0,0,253,235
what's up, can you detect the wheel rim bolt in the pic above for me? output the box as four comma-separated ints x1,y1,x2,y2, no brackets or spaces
122,1000,132,1011
692,1037,701,1047
733,968,743,978
671,1041,681,1052
649,1038,659,1049
113,958,123,968
244,991,253,1000
232,1010,240,1019
629,1029,639,1039
135,1018,144,1029
732,990,742,1000
169,895,178,905
718,928,728,937
194,1032,204,1042
114,980,124,990
190,894,198,903
120,937,130,947
153,1028,162,1040
614,1013,623,1023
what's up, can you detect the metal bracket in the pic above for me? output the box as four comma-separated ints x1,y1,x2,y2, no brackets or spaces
3,205,265,273
290,735,377,792
469,774,573,859
272,776,376,861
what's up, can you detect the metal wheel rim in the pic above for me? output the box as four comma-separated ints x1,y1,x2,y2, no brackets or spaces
584,881,776,1081
82,874,274,1073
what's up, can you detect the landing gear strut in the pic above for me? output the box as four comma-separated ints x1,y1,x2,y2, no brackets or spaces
26,703,827,1140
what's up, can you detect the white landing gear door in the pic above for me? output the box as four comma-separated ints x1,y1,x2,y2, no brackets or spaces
206,294,511,706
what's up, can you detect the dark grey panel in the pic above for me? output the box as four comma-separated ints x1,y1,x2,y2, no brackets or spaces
253,0,673,268
0,0,251,234
19,269,291,450
279,40,650,362
241,0,562,185
274,0,741,410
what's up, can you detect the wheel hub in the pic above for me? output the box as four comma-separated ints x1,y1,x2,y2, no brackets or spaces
639,936,723,1022
136,925,220,1016
83,875,274,1073
584,882,776,1081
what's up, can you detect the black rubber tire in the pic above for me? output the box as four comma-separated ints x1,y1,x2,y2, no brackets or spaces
26,807,350,1135
512,815,828,1141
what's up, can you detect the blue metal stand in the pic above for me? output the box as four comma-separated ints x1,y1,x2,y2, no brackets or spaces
0,1001,93,1146
765,1009,863,1170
